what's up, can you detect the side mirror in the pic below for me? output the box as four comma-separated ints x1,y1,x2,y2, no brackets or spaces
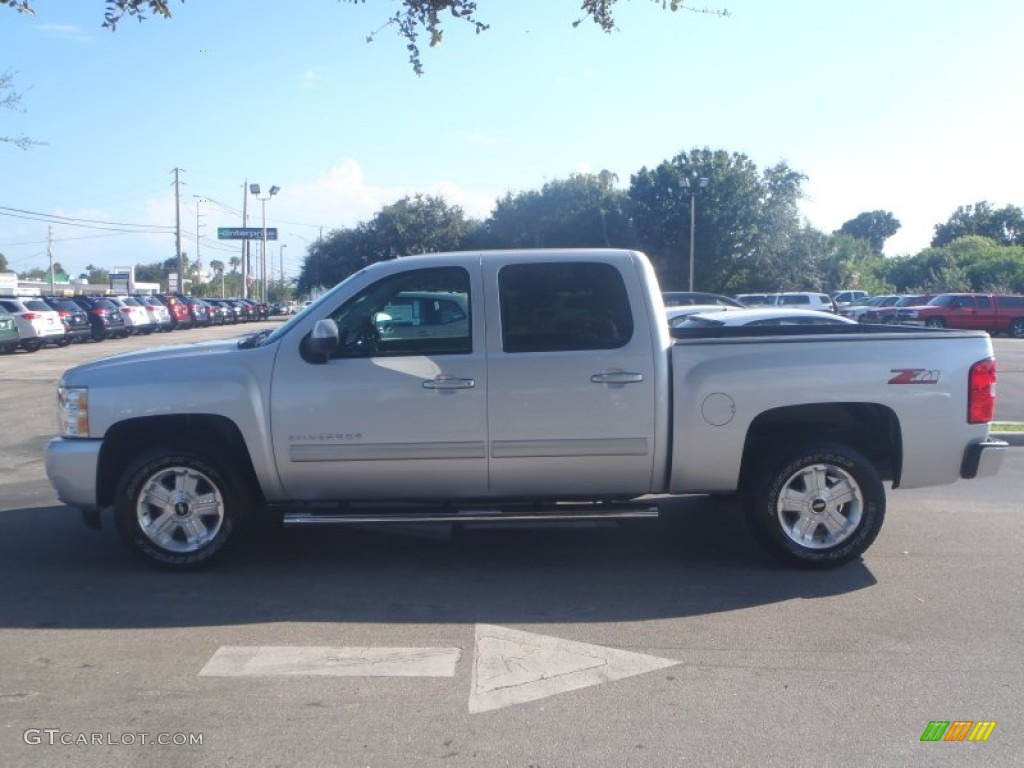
301,318,340,364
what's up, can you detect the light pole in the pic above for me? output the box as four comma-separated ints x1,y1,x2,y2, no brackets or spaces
279,244,287,297
680,175,709,291
249,183,279,302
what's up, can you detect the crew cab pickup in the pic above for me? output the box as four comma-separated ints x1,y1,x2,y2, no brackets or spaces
44,249,1007,571
896,293,1024,338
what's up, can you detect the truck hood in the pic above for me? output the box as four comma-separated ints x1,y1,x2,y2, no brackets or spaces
62,337,247,384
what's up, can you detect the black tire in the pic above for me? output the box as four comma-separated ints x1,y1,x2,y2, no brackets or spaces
54,337,72,347
21,340,43,353
113,449,251,570
0,342,16,354
1009,318,1024,339
743,442,885,569
91,328,105,342
925,317,946,329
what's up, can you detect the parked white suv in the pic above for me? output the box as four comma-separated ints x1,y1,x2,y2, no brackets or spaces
831,290,870,307
0,296,66,352
774,292,837,313
109,296,156,335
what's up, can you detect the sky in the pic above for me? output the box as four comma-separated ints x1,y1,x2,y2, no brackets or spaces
2,0,1023,284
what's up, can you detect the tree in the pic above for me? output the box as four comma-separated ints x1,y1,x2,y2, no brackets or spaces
296,194,476,293
932,201,1024,247
2,1,727,75
628,148,808,293
0,252,9,272
876,238,1008,294
134,262,165,285
478,171,633,250
1,70,43,149
81,264,110,285
838,210,901,254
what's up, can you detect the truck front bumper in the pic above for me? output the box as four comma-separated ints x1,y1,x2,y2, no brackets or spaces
44,437,102,513
961,438,1008,479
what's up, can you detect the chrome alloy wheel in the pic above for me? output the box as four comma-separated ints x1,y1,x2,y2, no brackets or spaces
775,462,863,550
135,466,225,554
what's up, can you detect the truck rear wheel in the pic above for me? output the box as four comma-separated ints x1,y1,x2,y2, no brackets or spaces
113,449,249,570
1009,318,1024,338
925,317,946,329
744,443,885,569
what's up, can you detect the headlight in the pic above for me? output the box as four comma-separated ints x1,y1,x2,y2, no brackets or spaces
58,386,90,437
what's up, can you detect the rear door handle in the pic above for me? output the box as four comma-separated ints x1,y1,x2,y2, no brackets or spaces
590,372,644,384
423,377,476,390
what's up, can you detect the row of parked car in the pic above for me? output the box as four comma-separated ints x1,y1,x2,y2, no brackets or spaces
836,292,1024,337
0,294,271,353
662,289,1024,338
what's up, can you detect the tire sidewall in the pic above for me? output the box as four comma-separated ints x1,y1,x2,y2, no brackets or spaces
114,450,247,570
747,443,885,569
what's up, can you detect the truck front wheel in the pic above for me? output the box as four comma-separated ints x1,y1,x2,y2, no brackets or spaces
1009,318,1024,338
925,317,946,329
113,449,249,570
744,443,885,569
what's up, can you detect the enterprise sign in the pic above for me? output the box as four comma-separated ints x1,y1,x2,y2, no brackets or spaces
217,227,278,240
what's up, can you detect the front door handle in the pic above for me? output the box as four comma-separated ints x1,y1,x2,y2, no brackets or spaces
423,377,476,390
590,372,644,385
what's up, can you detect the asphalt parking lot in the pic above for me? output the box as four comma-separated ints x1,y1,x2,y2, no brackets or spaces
1,325,1021,768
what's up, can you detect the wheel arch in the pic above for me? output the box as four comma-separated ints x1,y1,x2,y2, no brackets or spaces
740,402,902,489
96,414,262,508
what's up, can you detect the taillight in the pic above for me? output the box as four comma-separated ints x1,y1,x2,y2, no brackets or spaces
23,312,40,320
968,358,996,424
90,308,107,317
58,310,70,318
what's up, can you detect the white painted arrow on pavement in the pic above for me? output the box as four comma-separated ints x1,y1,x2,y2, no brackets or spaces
199,646,461,678
469,624,679,713
197,625,679,714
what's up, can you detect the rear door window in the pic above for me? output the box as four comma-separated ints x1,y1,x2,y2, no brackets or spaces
498,262,633,352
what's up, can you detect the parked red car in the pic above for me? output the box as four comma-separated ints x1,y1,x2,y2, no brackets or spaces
896,293,1024,337
155,294,192,329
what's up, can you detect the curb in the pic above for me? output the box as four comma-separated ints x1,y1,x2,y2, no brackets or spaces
992,423,1024,447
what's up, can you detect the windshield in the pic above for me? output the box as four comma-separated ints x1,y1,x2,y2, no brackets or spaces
895,295,926,306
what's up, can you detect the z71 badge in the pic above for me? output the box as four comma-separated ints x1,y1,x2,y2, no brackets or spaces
888,369,940,385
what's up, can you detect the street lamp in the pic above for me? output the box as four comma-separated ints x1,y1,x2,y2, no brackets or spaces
279,244,287,296
249,183,280,302
680,175,709,291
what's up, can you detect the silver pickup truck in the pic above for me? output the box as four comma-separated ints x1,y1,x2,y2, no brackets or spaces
44,249,1007,570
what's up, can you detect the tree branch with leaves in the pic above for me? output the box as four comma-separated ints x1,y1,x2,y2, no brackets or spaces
3,1,728,74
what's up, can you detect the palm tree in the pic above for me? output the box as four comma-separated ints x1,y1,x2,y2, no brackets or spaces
209,259,225,298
